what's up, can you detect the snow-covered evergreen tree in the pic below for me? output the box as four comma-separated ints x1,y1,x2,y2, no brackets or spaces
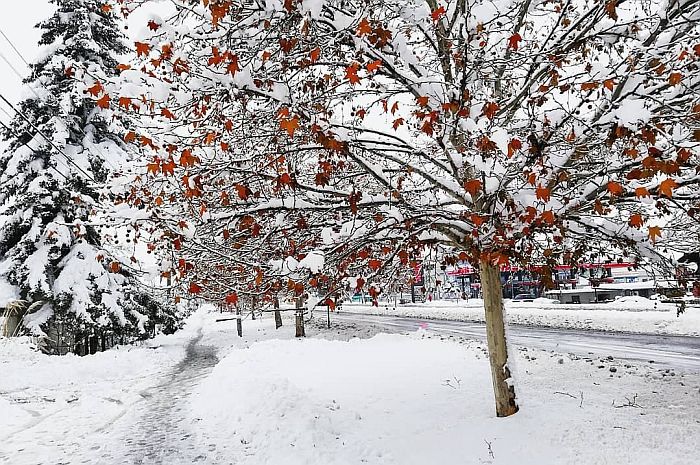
0,0,164,353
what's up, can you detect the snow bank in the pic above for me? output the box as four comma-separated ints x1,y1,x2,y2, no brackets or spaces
341,301,700,336
190,333,700,465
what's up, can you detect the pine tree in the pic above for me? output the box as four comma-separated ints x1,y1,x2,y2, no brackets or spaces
0,0,165,353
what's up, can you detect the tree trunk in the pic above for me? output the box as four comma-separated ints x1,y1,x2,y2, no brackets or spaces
251,296,257,320
295,296,305,337
479,259,519,417
236,306,242,337
274,297,283,329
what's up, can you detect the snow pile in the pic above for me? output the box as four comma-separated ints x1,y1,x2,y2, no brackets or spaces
341,301,700,336
190,333,700,465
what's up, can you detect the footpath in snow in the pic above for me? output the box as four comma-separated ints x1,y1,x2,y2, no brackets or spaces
339,298,700,336
1,306,699,465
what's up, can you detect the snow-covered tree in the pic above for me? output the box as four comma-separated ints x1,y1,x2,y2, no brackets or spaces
117,0,700,415
0,0,162,353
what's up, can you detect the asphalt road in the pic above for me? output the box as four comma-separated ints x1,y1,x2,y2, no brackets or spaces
332,312,700,372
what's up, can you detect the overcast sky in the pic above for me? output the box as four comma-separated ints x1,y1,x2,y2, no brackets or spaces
0,2,55,105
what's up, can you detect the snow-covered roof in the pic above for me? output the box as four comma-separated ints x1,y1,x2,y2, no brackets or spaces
598,281,657,291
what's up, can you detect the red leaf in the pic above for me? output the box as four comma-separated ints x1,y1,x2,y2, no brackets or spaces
430,6,446,22
87,81,103,97
507,32,522,50
482,101,499,119
189,282,202,294
226,55,240,76
225,292,238,305
464,179,482,196
345,64,361,85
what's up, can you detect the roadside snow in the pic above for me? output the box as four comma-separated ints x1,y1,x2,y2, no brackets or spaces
341,300,700,336
189,331,700,465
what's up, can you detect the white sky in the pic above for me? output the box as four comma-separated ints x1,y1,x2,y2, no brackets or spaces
0,2,55,105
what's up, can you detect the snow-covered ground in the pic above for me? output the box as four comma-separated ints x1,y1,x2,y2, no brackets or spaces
2,307,699,465
339,299,700,336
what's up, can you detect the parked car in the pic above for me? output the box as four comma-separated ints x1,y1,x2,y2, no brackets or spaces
512,293,536,302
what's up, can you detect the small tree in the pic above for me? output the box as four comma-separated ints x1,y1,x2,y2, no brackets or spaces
119,0,700,415
0,0,162,353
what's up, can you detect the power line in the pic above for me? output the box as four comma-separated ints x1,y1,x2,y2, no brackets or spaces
0,27,29,67
0,92,96,182
0,117,71,182
0,25,120,173
0,49,28,85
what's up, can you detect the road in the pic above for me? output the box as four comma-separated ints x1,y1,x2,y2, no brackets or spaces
332,312,700,371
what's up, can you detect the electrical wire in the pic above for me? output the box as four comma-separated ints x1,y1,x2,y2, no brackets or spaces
0,25,121,172
0,92,96,182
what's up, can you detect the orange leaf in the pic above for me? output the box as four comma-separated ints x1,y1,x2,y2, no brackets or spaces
470,214,485,226
235,183,250,200
507,138,521,157
279,115,300,137
87,81,103,97
368,259,382,271
629,214,644,228
135,41,151,57
101,3,112,12
464,179,482,196
356,18,372,36
669,72,682,86
658,178,678,197
189,282,202,294
161,108,175,120
309,47,321,63
345,64,361,85
116,63,131,72
482,101,499,119
366,59,382,73
607,181,624,196
648,226,662,243
580,82,599,91
392,118,404,130
161,159,175,176
118,96,132,109
226,55,240,76
180,149,199,167
603,79,615,91
124,131,137,143
416,96,429,107
605,0,618,20
109,261,120,272
95,94,110,109
535,184,551,202
541,210,555,224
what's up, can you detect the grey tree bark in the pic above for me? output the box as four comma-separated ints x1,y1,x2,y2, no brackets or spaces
479,259,519,417
295,296,305,337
